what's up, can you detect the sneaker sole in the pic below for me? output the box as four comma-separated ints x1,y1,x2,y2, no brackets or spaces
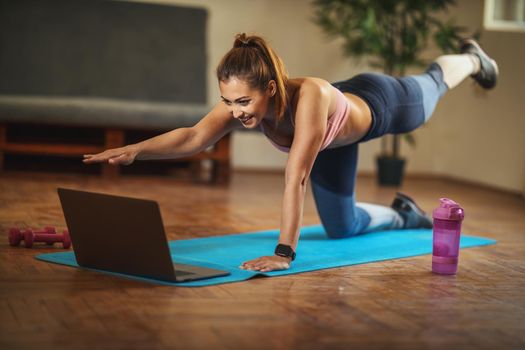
393,192,433,229
461,39,499,78
394,192,427,216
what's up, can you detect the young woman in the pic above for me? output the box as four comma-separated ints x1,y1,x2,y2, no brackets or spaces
83,33,498,272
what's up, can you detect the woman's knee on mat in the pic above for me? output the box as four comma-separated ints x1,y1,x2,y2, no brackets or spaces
323,207,371,239
324,222,360,239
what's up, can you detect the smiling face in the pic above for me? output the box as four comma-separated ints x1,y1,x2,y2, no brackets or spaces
219,77,276,129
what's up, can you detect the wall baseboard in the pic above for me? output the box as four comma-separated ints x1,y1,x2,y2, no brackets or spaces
359,170,523,198
234,168,524,198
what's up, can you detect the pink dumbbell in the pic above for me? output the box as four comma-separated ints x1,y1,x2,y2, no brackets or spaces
9,227,55,246
8,227,71,249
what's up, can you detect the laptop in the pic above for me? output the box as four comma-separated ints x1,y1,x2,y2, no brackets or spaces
57,188,230,282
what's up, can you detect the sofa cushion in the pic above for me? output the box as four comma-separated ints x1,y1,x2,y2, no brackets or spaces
0,95,209,130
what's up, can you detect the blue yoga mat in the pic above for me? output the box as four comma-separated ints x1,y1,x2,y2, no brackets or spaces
36,225,496,287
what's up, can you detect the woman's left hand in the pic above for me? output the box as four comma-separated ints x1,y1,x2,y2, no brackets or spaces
240,255,291,272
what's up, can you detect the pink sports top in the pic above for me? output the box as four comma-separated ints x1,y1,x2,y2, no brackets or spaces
259,88,350,153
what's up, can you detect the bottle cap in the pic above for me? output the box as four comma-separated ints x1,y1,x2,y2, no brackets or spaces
432,198,465,221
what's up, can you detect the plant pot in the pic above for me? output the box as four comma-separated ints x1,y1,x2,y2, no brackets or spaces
376,156,406,187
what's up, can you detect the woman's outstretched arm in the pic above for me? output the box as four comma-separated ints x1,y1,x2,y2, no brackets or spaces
240,79,331,272
83,102,240,165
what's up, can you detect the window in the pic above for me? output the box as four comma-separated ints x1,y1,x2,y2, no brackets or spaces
484,0,525,32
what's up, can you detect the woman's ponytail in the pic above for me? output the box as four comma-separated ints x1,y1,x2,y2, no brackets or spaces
217,33,289,123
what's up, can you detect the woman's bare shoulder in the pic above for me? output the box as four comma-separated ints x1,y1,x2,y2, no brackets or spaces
288,77,337,120
288,77,334,96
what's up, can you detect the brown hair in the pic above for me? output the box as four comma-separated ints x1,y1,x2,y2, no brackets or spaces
216,33,289,124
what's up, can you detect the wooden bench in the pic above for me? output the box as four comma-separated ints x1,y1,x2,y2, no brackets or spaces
0,96,230,183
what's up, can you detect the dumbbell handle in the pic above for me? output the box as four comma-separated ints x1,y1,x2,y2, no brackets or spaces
26,227,56,235
33,233,63,242
24,229,71,249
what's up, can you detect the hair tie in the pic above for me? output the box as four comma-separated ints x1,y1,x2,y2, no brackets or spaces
236,33,253,48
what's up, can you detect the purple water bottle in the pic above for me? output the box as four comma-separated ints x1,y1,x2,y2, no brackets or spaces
432,198,465,275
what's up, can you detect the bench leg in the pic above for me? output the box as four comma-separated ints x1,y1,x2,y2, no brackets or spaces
102,129,125,178
211,134,231,184
0,124,5,172
212,160,229,184
190,160,203,181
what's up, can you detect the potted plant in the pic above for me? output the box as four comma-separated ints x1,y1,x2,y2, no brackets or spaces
313,0,474,186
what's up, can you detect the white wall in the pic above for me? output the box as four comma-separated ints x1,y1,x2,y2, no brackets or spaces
402,0,525,195
127,0,524,195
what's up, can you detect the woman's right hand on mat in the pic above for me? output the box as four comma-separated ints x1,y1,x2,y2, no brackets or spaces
240,255,292,272
83,145,139,166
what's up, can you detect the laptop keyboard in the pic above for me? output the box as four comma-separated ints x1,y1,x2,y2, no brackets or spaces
173,269,194,276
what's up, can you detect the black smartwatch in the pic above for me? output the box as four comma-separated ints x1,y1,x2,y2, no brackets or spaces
274,244,296,261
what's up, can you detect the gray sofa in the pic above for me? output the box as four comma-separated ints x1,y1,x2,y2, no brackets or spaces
0,0,230,182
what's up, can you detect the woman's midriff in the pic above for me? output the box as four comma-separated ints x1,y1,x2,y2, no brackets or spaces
326,92,373,149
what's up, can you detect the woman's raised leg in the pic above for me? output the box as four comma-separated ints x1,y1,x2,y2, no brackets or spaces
435,39,499,90
434,54,480,89
407,40,498,125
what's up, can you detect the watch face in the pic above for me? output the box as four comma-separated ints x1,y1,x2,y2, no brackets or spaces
275,244,295,260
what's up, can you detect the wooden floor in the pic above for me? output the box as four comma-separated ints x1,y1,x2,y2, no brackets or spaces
0,171,524,350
